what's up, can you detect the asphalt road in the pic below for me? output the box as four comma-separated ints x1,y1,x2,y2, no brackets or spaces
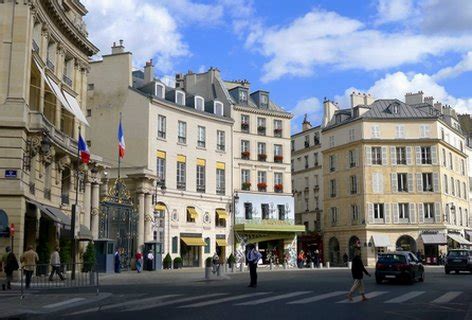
28,267,472,320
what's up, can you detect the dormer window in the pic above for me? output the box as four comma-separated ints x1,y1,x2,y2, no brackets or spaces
261,94,268,106
214,101,224,116
175,90,185,105
195,96,204,111
392,104,399,114
155,83,165,99
239,90,248,103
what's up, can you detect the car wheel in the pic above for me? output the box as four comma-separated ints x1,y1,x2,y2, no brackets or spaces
418,272,425,282
445,268,450,274
375,276,383,284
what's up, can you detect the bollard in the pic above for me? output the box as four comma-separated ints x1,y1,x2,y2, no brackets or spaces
319,263,323,268
283,262,287,269
310,262,314,269
217,265,221,277
270,262,273,270
326,262,330,268
348,261,352,269
205,267,210,280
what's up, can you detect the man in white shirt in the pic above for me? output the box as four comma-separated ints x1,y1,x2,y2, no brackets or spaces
246,244,262,288
49,247,65,281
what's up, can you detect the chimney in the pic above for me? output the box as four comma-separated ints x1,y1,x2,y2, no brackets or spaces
405,91,424,105
111,39,125,54
322,99,339,128
144,59,154,84
302,114,312,131
363,93,375,106
424,96,434,106
350,91,374,108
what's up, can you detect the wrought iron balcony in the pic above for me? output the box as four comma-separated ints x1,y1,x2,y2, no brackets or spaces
63,74,72,87
196,185,206,193
32,40,39,52
61,193,70,205
177,182,186,190
46,59,55,72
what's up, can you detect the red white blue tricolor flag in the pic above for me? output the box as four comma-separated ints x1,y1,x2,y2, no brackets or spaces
118,117,125,159
78,134,90,164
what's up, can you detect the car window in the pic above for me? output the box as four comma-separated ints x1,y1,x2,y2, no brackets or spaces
448,251,468,257
408,253,418,262
378,254,407,263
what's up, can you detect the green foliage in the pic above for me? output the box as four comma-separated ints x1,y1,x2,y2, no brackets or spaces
37,239,50,265
59,238,72,265
163,253,172,269
205,257,212,267
82,242,96,272
227,253,236,264
173,256,183,269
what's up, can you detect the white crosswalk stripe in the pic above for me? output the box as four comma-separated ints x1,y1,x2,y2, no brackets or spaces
125,293,228,311
179,292,270,308
337,291,388,303
235,291,312,306
287,291,347,304
384,291,425,303
95,294,181,312
43,298,85,309
431,291,463,304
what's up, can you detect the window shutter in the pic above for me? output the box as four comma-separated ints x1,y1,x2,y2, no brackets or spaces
417,204,424,223
409,203,416,223
391,173,397,193
379,174,384,193
433,173,439,192
385,203,391,224
381,146,387,165
431,146,437,165
390,146,397,165
407,173,413,192
416,173,423,192
365,146,372,165
367,203,373,224
406,146,412,165
393,204,399,224
415,146,421,164
434,203,441,223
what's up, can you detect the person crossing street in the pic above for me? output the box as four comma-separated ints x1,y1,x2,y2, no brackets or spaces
246,244,262,288
347,249,371,302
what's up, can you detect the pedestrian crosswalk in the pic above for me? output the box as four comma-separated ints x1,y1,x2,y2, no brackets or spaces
67,289,467,315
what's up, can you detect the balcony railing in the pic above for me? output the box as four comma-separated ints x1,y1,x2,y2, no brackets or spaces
241,123,249,132
216,188,225,195
63,74,72,87
304,141,310,148
177,182,186,190
46,59,55,72
236,217,295,225
32,40,39,52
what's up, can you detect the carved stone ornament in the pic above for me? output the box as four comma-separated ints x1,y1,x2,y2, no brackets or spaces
203,212,211,224
145,214,154,223
171,209,178,222
41,145,55,164
29,136,42,157
57,155,71,171
91,207,99,217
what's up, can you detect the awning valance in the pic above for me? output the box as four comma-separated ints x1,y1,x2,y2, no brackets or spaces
421,233,447,245
155,204,166,211
62,89,90,126
181,237,206,246
216,162,225,170
177,155,186,163
216,239,227,247
216,209,228,220
78,225,93,241
44,75,76,116
156,150,166,159
371,235,391,247
448,233,472,245
187,207,198,219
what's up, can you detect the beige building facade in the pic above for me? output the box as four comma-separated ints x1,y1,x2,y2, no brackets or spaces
321,92,472,266
0,0,103,260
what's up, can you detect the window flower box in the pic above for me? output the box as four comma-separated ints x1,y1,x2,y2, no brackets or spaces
274,155,283,163
274,128,283,137
242,182,251,190
274,184,283,193
241,123,249,131
241,151,250,159
257,126,266,135
258,154,267,161
257,182,267,192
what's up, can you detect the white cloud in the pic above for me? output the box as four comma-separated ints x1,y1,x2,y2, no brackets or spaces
419,0,472,35
289,97,323,132
433,51,472,81
375,0,413,25
160,0,224,25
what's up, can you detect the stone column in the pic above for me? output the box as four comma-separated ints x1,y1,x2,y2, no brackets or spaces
91,183,100,239
83,181,91,229
144,194,153,242
137,193,145,249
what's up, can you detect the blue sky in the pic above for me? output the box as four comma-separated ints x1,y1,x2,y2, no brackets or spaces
83,0,472,132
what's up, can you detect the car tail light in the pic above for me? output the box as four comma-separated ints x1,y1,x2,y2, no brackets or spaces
376,263,385,270
395,263,409,271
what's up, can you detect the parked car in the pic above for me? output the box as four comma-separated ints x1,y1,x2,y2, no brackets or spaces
375,251,425,284
445,249,472,274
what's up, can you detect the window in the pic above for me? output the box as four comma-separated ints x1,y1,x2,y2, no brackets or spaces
349,128,355,141
374,203,384,220
177,161,186,190
305,198,309,211
239,90,248,102
257,117,266,135
314,175,319,188
371,125,380,138
314,132,320,145
172,237,178,253
274,120,282,137
204,238,210,254
214,101,224,116
397,173,408,192
420,125,431,138
398,203,409,220
216,168,225,195
350,175,357,194
274,172,283,192
349,150,356,167
244,203,253,219
261,94,268,106
178,121,186,144
155,83,164,98
196,163,205,192
329,136,335,147
158,115,166,139
257,171,267,191
421,147,432,164
274,144,283,162
217,130,225,151
314,152,319,166
352,205,359,223
329,155,336,172
461,160,465,175
314,196,319,209
330,207,338,225
87,83,94,91
241,114,249,132
304,135,310,148
195,96,204,111
392,104,399,114
241,169,250,189
261,204,270,219
258,142,267,161
442,149,447,167
444,174,448,194
330,179,336,197
197,126,206,148
422,173,433,192
424,203,434,219
176,90,185,105
86,109,92,117
278,205,286,220
451,177,455,196
372,147,382,165
396,147,406,164
396,125,405,138
457,180,461,198
304,155,309,168
291,140,295,152
463,182,467,199
449,153,453,170
241,139,250,152
156,156,166,184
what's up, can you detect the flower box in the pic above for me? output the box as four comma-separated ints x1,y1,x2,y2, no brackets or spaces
258,154,267,161
274,184,283,192
274,155,283,162
257,182,267,191
241,123,249,130
242,182,251,190
241,151,250,159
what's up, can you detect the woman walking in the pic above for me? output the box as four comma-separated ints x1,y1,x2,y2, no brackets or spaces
135,250,143,273
347,249,371,302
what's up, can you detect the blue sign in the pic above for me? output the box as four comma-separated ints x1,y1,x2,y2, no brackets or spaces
5,170,17,178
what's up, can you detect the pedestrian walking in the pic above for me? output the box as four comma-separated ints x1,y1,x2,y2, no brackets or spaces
146,250,154,271
343,252,349,267
297,250,305,268
20,245,39,289
135,250,143,273
49,247,65,281
212,252,220,274
114,248,121,273
2,247,19,290
247,244,262,288
347,249,371,302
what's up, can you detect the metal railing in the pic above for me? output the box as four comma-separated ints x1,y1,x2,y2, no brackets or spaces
63,74,73,87
20,263,99,298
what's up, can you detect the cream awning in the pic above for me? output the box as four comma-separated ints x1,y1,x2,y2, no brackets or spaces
62,89,89,126
216,239,227,247
156,150,166,159
44,74,75,116
216,162,225,170
448,233,472,245
177,155,186,163
216,209,228,220
371,235,391,247
187,207,198,219
155,204,166,211
181,237,206,246
421,233,447,245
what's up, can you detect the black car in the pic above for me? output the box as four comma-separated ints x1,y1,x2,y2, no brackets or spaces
445,249,472,274
375,251,425,284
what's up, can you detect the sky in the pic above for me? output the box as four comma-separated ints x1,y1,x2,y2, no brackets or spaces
82,0,472,133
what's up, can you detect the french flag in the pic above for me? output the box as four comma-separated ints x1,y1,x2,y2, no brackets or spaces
118,117,125,159
78,134,90,164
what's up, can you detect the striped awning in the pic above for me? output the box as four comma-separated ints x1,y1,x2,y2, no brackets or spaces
216,209,228,220
421,233,447,245
181,237,206,246
216,239,227,247
187,207,198,219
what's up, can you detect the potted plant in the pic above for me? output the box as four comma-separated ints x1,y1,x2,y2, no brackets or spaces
241,151,250,159
36,240,50,276
59,238,71,273
173,257,183,269
274,155,283,162
241,122,249,130
82,242,96,272
274,184,283,192
227,254,236,268
163,253,172,269
242,182,251,190
258,153,267,161
257,125,266,133
257,182,267,191
274,128,283,135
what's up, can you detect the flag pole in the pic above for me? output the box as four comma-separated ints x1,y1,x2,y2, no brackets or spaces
118,113,122,181
71,126,81,281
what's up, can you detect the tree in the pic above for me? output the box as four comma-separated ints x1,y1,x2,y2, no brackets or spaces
82,242,96,272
